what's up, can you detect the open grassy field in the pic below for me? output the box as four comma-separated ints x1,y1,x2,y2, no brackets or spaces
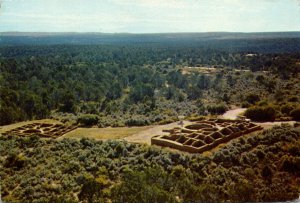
60,126,152,140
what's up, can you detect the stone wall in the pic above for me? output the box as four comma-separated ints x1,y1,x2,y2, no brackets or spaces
2,123,77,138
151,119,263,153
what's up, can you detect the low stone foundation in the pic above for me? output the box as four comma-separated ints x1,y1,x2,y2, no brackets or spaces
2,123,77,138
151,118,263,153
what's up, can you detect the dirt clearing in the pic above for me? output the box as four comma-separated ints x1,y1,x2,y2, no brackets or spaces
124,121,193,144
222,108,247,120
60,126,151,140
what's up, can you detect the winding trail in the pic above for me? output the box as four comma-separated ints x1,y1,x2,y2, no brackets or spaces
221,108,247,120
221,108,296,129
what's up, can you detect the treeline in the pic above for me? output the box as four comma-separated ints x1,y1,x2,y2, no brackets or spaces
0,125,299,202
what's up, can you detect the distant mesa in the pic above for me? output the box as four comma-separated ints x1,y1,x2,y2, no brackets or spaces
151,118,263,153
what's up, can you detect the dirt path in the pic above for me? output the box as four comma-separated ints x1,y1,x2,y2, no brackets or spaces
124,120,193,145
222,108,296,129
222,108,247,120
253,121,296,129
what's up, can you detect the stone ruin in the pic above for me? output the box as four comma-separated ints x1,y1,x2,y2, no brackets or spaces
2,123,77,138
151,119,263,153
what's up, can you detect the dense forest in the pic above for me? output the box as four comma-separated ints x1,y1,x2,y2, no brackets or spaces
1,36,300,126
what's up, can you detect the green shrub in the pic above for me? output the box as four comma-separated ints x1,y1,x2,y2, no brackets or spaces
77,114,100,126
290,108,300,121
280,104,294,116
256,100,268,106
280,155,300,174
112,121,125,127
288,96,299,102
4,152,27,170
111,167,177,203
207,103,228,115
125,118,150,126
157,117,177,125
186,115,206,122
0,105,24,125
245,93,260,105
261,165,273,179
244,105,276,121
241,102,250,108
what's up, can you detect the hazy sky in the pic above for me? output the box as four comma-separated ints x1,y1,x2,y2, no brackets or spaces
0,0,299,33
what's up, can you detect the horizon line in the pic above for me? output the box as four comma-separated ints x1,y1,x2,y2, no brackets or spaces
1,31,300,35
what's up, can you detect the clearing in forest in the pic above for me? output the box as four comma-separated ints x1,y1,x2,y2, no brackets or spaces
60,126,152,140
181,66,219,75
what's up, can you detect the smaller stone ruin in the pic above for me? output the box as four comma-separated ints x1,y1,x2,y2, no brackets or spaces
151,119,263,153
2,123,77,138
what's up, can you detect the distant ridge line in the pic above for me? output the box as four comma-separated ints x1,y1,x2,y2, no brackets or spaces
1,31,300,36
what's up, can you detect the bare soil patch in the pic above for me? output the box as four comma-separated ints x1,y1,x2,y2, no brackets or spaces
124,121,193,144
222,108,247,120
181,66,218,75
